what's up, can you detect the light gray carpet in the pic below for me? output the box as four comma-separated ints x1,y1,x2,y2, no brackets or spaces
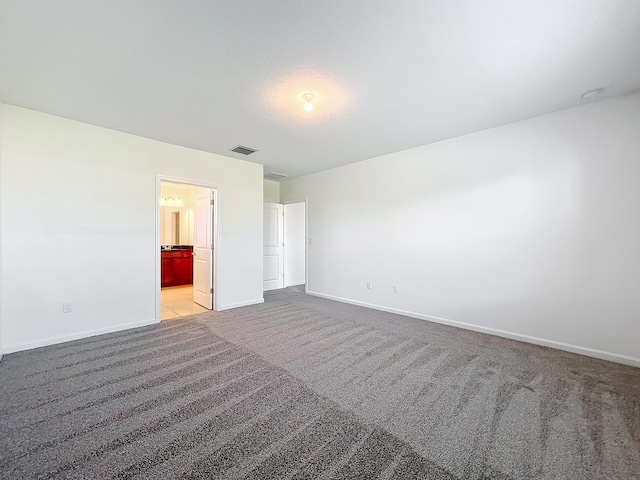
1,286,638,479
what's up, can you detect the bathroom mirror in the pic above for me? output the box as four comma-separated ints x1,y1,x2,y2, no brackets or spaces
171,212,180,244
161,207,183,245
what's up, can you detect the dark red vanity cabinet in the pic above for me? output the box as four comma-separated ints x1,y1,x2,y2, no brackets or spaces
161,249,193,287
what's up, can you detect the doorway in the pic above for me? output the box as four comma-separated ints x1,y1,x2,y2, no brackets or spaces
263,201,306,291
158,179,217,320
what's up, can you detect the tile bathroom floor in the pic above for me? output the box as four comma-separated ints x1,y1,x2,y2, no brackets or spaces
160,285,209,320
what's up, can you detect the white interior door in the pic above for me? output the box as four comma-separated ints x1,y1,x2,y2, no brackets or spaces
284,202,306,286
193,187,214,308
264,203,284,291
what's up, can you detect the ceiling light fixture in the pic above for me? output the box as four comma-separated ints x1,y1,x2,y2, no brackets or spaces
302,93,315,112
581,88,604,101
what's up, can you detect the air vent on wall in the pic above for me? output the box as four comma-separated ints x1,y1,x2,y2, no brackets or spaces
264,172,288,180
230,145,258,155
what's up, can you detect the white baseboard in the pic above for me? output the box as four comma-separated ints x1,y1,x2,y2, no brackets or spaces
2,318,159,354
219,298,265,311
307,290,640,368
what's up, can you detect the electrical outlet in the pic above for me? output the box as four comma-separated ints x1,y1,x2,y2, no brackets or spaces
63,303,72,313
366,281,372,289
393,285,399,294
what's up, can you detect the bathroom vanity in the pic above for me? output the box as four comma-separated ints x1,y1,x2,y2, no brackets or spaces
161,246,193,287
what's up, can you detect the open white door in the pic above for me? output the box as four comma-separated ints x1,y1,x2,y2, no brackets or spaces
193,187,214,308
263,203,284,291
284,202,306,286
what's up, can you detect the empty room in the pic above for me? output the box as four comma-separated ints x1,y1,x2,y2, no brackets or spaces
1,1,639,479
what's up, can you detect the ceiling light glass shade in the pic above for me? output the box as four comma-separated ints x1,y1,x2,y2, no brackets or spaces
302,93,315,112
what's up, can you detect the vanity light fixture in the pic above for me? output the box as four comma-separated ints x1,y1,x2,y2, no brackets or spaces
302,93,315,112
160,195,183,206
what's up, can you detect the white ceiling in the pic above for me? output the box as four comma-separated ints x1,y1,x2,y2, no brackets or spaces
1,1,639,179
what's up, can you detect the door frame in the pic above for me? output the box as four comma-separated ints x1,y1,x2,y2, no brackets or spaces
156,175,220,320
282,198,308,293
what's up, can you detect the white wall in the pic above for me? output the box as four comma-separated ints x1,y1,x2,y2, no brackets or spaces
263,179,280,203
0,101,4,360
281,92,640,366
0,105,264,353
